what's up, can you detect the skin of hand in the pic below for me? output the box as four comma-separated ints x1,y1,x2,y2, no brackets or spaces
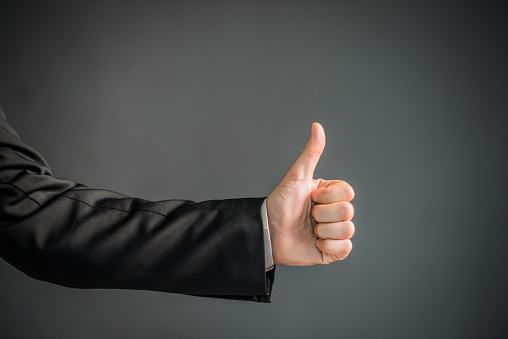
266,123,355,266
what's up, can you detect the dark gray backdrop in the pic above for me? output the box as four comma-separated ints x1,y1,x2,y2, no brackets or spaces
1,1,507,338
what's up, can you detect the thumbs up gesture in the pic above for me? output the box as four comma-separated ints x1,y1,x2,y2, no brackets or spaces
266,123,355,266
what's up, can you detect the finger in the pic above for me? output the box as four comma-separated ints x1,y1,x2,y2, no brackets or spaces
312,180,355,204
316,239,352,257
314,221,355,240
312,201,354,223
283,123,326,182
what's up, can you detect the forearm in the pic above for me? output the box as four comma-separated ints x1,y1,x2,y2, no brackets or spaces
0,108,273,301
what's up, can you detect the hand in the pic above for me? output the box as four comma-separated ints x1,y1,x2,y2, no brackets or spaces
267,123,355,266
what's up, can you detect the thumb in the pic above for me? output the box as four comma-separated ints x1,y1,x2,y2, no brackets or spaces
284,122,326,181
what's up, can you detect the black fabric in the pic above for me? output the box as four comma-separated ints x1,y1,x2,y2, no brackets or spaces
0,107,274,302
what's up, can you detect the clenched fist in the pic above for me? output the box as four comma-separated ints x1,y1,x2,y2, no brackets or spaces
267,123,355,266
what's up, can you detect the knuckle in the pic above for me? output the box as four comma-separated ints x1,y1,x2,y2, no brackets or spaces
342,202,354,220
345,184,355,201
343,221,355,238
336,181,354,201
335,181,354,201
343,240,353,255
306,145,323,157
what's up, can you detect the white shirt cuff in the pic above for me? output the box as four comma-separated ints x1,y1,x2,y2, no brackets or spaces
261,199,274,271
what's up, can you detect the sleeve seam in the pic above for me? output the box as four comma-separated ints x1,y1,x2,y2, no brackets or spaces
0,180,42,207
61,193,261,217
61,194,169,217
61,194,258,217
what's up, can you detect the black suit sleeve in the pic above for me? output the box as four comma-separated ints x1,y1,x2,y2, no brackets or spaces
0,107,274,302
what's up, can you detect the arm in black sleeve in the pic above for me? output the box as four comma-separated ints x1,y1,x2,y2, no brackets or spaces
0,107,274,302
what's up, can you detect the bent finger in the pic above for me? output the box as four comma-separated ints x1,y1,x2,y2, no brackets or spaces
312,180,355,204
312,201,354,222
316,239,352,257
314,221,355,240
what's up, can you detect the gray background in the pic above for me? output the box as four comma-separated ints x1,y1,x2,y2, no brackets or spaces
1,1,507,338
